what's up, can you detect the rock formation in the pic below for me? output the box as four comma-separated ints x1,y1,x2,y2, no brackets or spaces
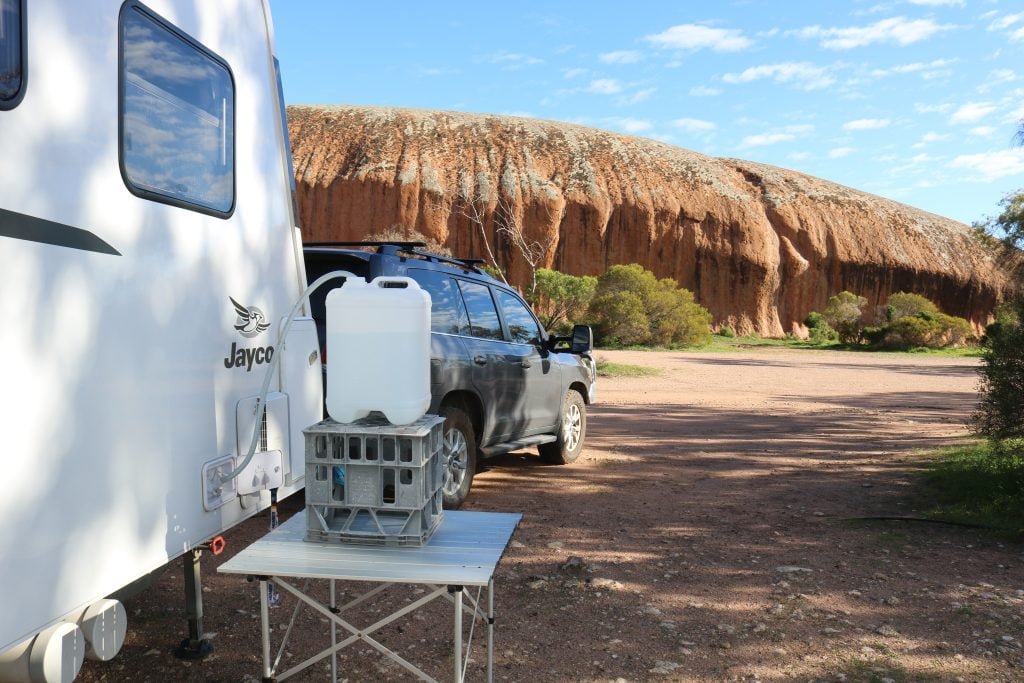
288,104,1011,336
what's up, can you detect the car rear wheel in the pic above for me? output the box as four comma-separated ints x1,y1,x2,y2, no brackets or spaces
539,389,586,465
439,405,476,509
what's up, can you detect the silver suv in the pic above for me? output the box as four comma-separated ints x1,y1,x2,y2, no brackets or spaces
304,242,596,508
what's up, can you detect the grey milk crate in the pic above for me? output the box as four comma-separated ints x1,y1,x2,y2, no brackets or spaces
302,414,445,547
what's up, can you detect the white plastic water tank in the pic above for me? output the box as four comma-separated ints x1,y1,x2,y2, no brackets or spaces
325,276,431,425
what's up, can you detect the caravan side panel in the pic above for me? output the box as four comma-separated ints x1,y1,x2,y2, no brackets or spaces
0,0,314,652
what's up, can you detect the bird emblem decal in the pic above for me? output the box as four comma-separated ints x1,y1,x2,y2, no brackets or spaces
230,297,270,338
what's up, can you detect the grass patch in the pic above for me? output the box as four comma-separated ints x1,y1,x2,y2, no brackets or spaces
594,358,659,378
919,441,1024,535
594,335,983,356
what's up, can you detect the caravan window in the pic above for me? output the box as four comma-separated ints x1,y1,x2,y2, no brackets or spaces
0,0,25,108
119,2,235,216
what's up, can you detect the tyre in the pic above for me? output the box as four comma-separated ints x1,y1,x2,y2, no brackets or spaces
439,405,476,509
539,389,586,465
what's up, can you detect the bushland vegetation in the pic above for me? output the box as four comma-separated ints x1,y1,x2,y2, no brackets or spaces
805,290,974,350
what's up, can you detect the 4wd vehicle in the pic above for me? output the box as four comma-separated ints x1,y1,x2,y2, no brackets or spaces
304,242,596,508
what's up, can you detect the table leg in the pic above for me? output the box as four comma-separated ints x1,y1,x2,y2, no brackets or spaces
259,579,271,681
330,580,337,683
487,579,494,683
453,586,463,683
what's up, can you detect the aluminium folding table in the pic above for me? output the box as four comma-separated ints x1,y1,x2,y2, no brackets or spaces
218,510,522,682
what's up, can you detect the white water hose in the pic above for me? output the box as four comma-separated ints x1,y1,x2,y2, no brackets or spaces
218,269,356,486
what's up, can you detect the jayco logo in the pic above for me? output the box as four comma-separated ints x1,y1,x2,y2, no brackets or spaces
225,297,274,372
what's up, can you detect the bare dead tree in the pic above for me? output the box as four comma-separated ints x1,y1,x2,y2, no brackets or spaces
493,193,559,301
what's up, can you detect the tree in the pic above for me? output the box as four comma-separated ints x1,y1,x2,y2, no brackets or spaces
823,291,868,344
531,268,597,333
446,186,507,284
587,264,711,347
975,298,1024,452
493,194,558,301
885,291,939,322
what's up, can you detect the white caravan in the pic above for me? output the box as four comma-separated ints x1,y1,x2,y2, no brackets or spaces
0,1,322,680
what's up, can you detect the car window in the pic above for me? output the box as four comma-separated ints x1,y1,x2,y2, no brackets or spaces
495,289,542,345
458,280,503,341
408,269,469,335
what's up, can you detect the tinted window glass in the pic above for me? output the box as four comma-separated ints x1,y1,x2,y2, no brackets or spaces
0,0,23,105
409,270,469,335
458,281,503,340
120,5,234,215
496,289,541,345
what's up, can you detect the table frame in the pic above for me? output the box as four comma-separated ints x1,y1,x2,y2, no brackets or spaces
219,510,521,682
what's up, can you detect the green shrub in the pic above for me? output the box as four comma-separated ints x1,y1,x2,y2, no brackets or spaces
878,314,940,348
861,325,886,346
717,325,736,338
804,311,838,342
531,268,597,334
975,298,1024,451
588,291,649,346
872,311,974,350
885,292,939,322
588,264,711,347
823,291,868,344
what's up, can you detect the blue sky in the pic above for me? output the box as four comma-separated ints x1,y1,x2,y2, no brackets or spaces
268,1,1024,225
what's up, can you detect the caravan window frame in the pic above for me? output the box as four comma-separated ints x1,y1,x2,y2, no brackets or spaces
117,0,236,218
0,0,27,110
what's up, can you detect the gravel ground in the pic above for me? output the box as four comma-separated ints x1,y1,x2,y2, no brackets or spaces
78,346,1024,682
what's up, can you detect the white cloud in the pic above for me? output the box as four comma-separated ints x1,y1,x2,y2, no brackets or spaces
988,13,1024,31
610,118,653,133
796,17,955,50
485,51,543,68
645,24,753,52
915,102,953,114
586,79,623,95
950,102,996,124
600,50,643,64
843,118,891,130
617,88,656,105
908,0,963,6
672,118,717,134
788,151,812,161
829,147,854,158
689,85,722,97
1012,26,1024,42
563,68,588,80
969,126,996,137
722,62,835,90
741,132,795,147
869,58,956,77
949,149,1024,180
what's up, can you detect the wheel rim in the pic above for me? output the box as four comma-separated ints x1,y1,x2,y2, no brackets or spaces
563,402,582,452
442,427,468,497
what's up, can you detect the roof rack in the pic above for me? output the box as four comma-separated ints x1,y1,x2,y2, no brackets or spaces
304,241,428,250
303,241,488,274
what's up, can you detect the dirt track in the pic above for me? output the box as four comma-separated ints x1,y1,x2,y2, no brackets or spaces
79,347,1024,682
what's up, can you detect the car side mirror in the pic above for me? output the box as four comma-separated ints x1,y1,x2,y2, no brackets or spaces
570,325,593,355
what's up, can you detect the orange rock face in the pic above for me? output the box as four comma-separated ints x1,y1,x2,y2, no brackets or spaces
288,104,1010,336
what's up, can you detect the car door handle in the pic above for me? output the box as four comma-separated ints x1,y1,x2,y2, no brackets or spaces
473,355,488,365
520,359,532,369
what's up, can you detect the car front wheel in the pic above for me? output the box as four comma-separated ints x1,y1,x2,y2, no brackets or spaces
439,405,476,509
538,389,586,465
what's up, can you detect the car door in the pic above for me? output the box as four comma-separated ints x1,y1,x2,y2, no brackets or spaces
456,279,525,441
493,288,562,435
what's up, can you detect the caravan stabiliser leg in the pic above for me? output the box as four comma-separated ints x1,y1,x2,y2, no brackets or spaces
174,548,213,660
